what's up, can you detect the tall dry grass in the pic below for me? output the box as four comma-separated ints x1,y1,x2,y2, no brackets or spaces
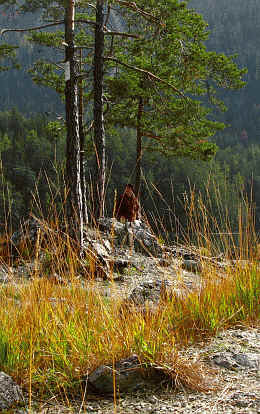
0,179,258,403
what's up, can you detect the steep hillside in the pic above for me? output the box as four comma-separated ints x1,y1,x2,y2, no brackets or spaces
190,0,260,142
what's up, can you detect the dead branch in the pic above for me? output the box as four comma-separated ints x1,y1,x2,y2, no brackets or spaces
85,120,94,134
77,68,93,80
142,132,165,141
1,21,64,36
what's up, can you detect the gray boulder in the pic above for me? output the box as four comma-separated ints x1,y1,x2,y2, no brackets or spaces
87,355,160,395
0,371,24,410
182,259,202,273
127,279,173,306
0,265,11,284
82,227,113,277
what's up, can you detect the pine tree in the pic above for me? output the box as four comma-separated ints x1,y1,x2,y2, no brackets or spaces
105,0,246,196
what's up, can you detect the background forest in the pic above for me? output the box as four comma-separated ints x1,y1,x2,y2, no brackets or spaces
0,0,259,238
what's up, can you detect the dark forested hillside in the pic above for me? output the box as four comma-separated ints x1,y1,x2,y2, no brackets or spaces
190,0,260,143
0,7,61,114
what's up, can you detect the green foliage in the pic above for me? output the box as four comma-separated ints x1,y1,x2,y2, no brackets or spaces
27,31,64,49
104,0,246,167
0,133,11,152
45,120,65,140
0,43,19,71
28,60,65,94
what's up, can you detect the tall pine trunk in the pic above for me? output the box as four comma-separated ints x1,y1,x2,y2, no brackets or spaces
135,96,144,199
93,0,106,220
64,0,84,248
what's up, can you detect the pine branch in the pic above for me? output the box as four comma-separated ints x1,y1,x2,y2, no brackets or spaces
142,132,164,141
1,21,65,36
0,20,137,39
115,0,162,25
142,130,193,149
105,56,186,98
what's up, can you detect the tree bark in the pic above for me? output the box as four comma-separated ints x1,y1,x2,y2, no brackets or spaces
135,96,144,199
64,0,84,248
93,0,106,220
79,48,88,224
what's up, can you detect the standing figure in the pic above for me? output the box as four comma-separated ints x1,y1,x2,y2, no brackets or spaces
116,184,140,223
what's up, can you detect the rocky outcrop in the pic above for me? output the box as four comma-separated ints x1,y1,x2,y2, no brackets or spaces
82,218,164,278
98,218,163,256
4,217,226,283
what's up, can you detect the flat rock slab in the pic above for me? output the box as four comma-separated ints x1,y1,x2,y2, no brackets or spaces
0,371,24,410
211,351,259,370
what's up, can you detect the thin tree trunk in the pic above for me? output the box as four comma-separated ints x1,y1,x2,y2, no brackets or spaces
135,96,144,199
93,0,106,220
79,48,88,224
64,0,84,248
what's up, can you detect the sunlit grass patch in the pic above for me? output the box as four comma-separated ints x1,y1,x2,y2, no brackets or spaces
0,257,258,399
165,264,259,345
